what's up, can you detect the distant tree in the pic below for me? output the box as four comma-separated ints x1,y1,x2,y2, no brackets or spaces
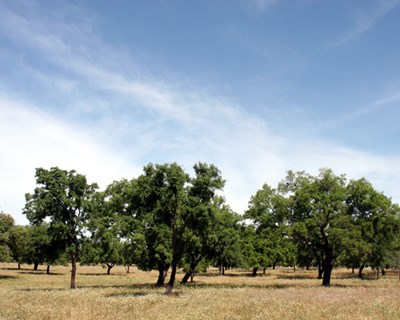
24,167,98,288
24,223,59,273
212,203,244,275
0,212,15,262
344,178,400,278
245,184,293,274
9,225,29,269
82,189,124,275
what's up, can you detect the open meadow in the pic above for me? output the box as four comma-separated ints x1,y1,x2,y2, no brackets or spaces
1,263,399,320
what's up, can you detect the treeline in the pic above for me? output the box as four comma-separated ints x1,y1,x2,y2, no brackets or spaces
1,164,399,292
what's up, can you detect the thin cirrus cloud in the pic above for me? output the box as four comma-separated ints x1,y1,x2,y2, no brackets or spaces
332,0,400,46
1,3,399,225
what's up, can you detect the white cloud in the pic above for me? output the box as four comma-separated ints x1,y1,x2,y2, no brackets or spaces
0,97,140,224
0,2,399,226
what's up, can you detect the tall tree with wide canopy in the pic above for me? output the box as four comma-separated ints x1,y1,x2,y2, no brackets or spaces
24,167,98,289
128,163,189,293
281,169,351,286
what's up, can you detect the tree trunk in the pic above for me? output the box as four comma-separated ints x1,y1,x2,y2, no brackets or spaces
376,268,379,280
33,261,39,271
358,261,366,279
272,261,277,270
156,264,169,287
318,267,324,280
219,263,225,275
322,254,334,286
381,268,385,276
166,262,177,295
17,263,21,270
263,267,267,274
46,265,50,274
106,263,115,275
252,267,258,277
181,258,200,285
125,264,130,273
71,253,77,289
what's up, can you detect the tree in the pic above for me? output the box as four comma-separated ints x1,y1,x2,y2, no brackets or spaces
24,223,60,273
281,169,351,286
180,163,225,284
245,184,293,274
345,178,400,278
9,225,29,269
211,202,244,275
24,167,98,288
82,188,124,275
0,212,15,262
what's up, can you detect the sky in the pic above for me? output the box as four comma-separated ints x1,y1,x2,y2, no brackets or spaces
1,0,400,225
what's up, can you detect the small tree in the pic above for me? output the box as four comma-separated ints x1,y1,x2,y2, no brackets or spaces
24,167,98,288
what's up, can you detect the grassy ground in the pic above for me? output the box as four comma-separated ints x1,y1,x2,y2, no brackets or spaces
1,263,399,320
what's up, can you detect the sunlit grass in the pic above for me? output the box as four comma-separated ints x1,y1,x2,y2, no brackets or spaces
1,263,399,319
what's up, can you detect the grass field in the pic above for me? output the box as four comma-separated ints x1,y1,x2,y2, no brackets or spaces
1,263,399,320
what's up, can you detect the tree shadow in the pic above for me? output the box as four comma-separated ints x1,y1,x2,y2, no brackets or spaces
79,273,123,276
19,271,64,276
276,274,317,280
0,275,17,280
19,287,68,292
182,282,297,290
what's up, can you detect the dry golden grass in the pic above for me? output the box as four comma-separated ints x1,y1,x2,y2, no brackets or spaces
1,263,399,320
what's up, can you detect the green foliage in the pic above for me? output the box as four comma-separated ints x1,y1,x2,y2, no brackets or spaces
24,167,98,287
0,212,15,262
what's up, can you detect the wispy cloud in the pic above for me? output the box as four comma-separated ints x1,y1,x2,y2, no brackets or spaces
333,0,400,46
251,0,281,10
0,2,399,225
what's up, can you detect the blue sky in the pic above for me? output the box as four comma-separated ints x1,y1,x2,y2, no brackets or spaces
1,0,400,225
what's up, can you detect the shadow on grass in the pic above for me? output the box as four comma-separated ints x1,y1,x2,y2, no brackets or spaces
80,273,124,276
0,275,17,280
276,274,317,280
19,271,64,276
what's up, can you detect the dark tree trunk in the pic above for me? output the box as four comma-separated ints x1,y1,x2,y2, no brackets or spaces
381,268,385,276
71,253,77,289
125,264,130,273
106,263,115,275
46,265,50,274
376,268,380,280
156,264,169,287
351,267,355,274
166,262,177,295
322,254,334,286
272,261,277,270
252,267,258,277
318,266,324,280
263,267,267,274
293,265,296,273
17,263,21,270
33,262,39,271
181,258,201,285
